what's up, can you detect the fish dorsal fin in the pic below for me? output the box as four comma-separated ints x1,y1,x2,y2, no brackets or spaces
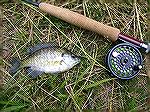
27,42,58,54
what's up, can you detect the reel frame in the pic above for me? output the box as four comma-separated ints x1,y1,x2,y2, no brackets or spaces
106,42,143,79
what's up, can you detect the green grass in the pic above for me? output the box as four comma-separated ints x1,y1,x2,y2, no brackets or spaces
1,0,150,112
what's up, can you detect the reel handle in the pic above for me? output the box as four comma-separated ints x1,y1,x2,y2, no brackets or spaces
39,3,120,42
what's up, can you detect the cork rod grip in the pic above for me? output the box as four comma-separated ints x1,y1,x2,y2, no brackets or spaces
39,3,120,42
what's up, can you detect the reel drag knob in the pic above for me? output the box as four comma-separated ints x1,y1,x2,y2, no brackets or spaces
107,43,143,79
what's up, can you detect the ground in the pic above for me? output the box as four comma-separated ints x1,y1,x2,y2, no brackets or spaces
1,0,150,112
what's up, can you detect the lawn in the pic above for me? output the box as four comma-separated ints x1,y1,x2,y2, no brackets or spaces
1,0,150,111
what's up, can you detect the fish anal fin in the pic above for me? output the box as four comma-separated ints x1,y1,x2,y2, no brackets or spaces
26,67,43,78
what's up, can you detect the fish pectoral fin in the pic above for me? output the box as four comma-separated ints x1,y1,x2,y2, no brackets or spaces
26,67,43,78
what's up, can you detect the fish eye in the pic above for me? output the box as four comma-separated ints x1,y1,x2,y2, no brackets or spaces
61,53,65,57
71,55,76,59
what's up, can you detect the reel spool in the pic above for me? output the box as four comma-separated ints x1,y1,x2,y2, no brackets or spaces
107,43,143,79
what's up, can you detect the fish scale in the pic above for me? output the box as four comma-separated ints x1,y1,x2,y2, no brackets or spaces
9,43,80,78
24,47,78,73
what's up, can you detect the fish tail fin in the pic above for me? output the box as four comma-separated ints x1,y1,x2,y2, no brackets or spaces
9,57,21,75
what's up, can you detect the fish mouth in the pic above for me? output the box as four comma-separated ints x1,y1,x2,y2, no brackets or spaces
75,58,81,65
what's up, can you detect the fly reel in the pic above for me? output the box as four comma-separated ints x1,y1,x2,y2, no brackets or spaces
107,43,143,79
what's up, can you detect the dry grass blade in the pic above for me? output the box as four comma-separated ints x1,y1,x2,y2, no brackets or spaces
1,0,150,112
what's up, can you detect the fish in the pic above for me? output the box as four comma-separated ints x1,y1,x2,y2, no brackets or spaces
9,43,80,78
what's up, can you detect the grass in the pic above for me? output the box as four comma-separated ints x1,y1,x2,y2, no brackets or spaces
1,0,150,111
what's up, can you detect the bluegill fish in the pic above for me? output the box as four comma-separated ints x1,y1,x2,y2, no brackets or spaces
9,43,80,78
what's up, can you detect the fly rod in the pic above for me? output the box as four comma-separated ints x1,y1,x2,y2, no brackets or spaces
23,0,149,79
